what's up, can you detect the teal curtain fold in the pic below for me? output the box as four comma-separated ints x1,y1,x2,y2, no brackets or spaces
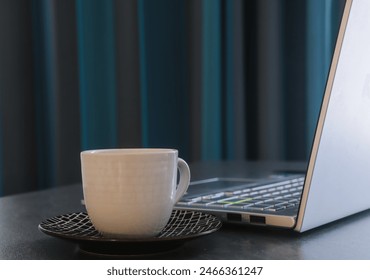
76,0,117,150
256,0,285,160
137,0,148,147
0,0,346,196
115,0,142,148
138,0,190,159
225,0,235,159
31,0,82,189
202,0,222,160
0,0,38,195
32,0,57,188
224,0,245,160
282,0,308,160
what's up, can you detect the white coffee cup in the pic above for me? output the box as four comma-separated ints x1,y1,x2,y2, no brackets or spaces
80,148,190,239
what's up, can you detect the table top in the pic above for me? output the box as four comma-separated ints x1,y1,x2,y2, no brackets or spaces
1,161,370,260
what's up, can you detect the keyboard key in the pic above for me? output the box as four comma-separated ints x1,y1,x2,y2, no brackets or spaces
263,198,274,203
266,206,286,212
177,176,305,213
285,203,296,209
202,192,225,199
245,204,274,211
228,203,255,210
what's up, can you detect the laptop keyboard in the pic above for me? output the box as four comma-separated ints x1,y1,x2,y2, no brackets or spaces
177,177,305,212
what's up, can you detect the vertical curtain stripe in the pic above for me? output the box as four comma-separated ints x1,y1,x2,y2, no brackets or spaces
225,0,235,159
202,0,222,160
225,0,245,160
257,0,284,160
76,0,117,150
53,0,81,185
1,0,38,195
282,0,308,160
137,0,190,158
115,0,142,148
137,0,148,148
243,0,259,160
232,0,246,160
32,0,57,188
187,0,203,161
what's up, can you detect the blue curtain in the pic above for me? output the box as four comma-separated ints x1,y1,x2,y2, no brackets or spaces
32,0,57,190
138,0,190,156
0,0,345,196
76,0,118,150
201,0,222,160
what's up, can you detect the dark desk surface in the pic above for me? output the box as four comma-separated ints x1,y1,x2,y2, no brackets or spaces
1,161,370,260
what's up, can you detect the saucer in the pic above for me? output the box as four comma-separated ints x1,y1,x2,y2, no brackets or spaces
39,210,222,256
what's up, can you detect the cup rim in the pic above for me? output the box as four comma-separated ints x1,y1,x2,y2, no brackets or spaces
81,148,178,156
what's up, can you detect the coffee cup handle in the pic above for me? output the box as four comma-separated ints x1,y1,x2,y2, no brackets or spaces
174,158,191,203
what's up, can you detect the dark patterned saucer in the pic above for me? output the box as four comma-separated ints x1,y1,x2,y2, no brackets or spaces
39,210,222,256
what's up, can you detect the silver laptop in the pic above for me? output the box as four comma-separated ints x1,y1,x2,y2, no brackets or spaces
176,0,370,232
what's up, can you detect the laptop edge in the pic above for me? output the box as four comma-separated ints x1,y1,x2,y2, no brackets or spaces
297,0,370,232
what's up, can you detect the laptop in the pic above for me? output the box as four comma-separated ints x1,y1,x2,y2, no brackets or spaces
175,0,370,232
